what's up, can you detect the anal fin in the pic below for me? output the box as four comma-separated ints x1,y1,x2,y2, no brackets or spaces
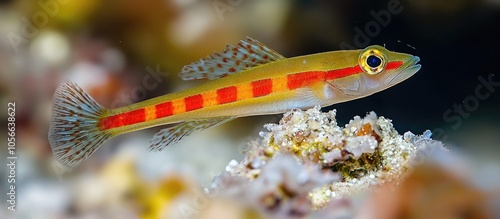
149,117,236,151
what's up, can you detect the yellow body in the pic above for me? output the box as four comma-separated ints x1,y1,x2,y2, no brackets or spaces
49,38,421,168
106,51,354,134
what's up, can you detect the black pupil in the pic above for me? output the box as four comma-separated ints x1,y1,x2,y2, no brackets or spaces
367,55,382,68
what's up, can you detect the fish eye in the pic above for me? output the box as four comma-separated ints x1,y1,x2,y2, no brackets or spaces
367,55,382,68
359,47,387,75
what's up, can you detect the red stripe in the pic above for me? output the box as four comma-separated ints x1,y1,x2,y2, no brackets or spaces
325,66,362,80
287,71,326,90
217,86,238,104
185,94,204,111
99,109,146,130
155,101,174,118
386,61,403,70
251,79,272,97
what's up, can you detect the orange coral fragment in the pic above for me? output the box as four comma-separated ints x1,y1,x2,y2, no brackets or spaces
357,123,372,136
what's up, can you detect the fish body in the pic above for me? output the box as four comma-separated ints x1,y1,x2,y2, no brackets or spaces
49,37,420,168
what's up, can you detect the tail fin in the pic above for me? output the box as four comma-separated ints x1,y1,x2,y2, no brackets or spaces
48,80,112,169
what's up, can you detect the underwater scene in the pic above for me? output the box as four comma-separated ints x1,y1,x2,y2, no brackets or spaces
1,0,499,218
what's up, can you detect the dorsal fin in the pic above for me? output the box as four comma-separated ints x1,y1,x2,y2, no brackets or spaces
179,37,285,81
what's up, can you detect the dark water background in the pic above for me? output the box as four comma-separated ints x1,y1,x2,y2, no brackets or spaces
293,1,500,153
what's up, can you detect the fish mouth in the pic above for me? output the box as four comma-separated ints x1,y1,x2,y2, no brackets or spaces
385,56,421,85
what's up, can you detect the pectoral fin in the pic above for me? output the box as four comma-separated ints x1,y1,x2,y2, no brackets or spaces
293,81,352,108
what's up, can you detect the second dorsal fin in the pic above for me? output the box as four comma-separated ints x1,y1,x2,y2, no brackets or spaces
179,37,285,81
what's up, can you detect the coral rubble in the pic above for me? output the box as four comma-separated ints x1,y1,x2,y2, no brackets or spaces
203,106,448,218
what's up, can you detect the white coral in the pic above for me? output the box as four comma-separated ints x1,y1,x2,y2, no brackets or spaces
205,107,447,217
209,155,339,218
344,135,378,158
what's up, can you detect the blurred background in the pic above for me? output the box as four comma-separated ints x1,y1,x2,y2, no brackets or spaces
0,0,499,218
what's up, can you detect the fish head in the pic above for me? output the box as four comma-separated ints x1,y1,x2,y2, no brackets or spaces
358,45,421,91
327,45,421,101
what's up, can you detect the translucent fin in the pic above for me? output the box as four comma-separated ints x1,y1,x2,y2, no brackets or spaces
48,80,112,169
180,37,285,80
293,87,328,108
149,117,235,151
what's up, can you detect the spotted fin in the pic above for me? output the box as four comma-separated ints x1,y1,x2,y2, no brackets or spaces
179,37,285,80
149,117,236,151
48,80,113,169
